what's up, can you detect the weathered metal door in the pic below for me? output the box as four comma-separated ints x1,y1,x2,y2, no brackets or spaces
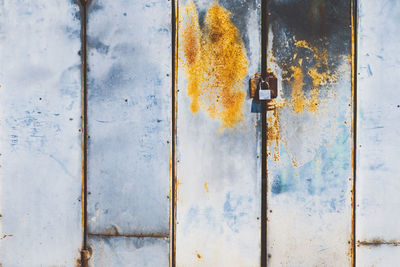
176,0,354,266
0,0,399,266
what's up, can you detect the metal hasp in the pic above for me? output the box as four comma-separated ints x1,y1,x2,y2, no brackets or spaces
249,73,278,101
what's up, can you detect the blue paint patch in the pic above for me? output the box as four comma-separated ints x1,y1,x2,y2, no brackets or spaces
158,28,169,33
367,64,373,76
144,3,156,8
73,10,81,21
271,176,284,194
305,177,315,195
329,199,337,212
369,163,384,170
88,36,110,55
251,101,261,113
113,43,136,55
146,95,158,109
64,26,80,39
88,1,104,13
223,193,247,233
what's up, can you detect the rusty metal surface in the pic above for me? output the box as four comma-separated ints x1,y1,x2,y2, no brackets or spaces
356,0,400,265
266,0,353,265
176,0,261,266
0,0,83,266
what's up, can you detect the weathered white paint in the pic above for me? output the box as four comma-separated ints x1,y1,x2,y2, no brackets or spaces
88,236,169,267
266,76,353,266
357,245,400,267
86,0,171,265
176,0,261,266
266,1,353,265
356,0,400,264
0,1,83,266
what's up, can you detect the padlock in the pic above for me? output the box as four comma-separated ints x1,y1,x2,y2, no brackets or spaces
258,79,272,100
249,73,278,102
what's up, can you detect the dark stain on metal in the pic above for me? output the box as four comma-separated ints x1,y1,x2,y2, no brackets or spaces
261,0,269,266
357,239,400,247
268,0,351,98
269,0,349,42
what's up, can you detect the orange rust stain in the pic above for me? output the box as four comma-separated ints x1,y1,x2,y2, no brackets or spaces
295,40,314,51
266,99,285,162
290,66,308,113
180,1,248,129
175,179,182,201
181,1,201,114
267,109,280,144
265,40,340,165
308,88,321,113
204,182,209,193
296,40,337,89
197,253,202,259
291,157,299,168
273,151,280,162
283,40,339,114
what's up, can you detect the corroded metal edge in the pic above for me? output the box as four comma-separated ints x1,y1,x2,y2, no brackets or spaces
170,0,178,266
351,0,357,266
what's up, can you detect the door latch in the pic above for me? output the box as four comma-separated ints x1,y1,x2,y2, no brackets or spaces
249,73,278,101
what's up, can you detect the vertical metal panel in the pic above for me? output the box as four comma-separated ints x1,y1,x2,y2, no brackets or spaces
176,0,261,265
86,0,171,264
266,1,353,265
356,0,400,264
0,1,83,266
88,236,169,267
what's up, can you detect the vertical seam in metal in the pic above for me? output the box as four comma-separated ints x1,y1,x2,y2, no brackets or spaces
351,0,358,266
79,0,89,265
261,0,269,266
171,0,178,266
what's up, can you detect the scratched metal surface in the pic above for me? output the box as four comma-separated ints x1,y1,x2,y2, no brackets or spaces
88,236,169,267
356,0,400,265
176,0,261,265
86,0,171,265
266,0,353,265
0,0,83,266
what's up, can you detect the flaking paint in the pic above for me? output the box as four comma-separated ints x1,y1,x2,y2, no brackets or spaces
266,0,353,263
180,1,248,130
266,39,340,164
